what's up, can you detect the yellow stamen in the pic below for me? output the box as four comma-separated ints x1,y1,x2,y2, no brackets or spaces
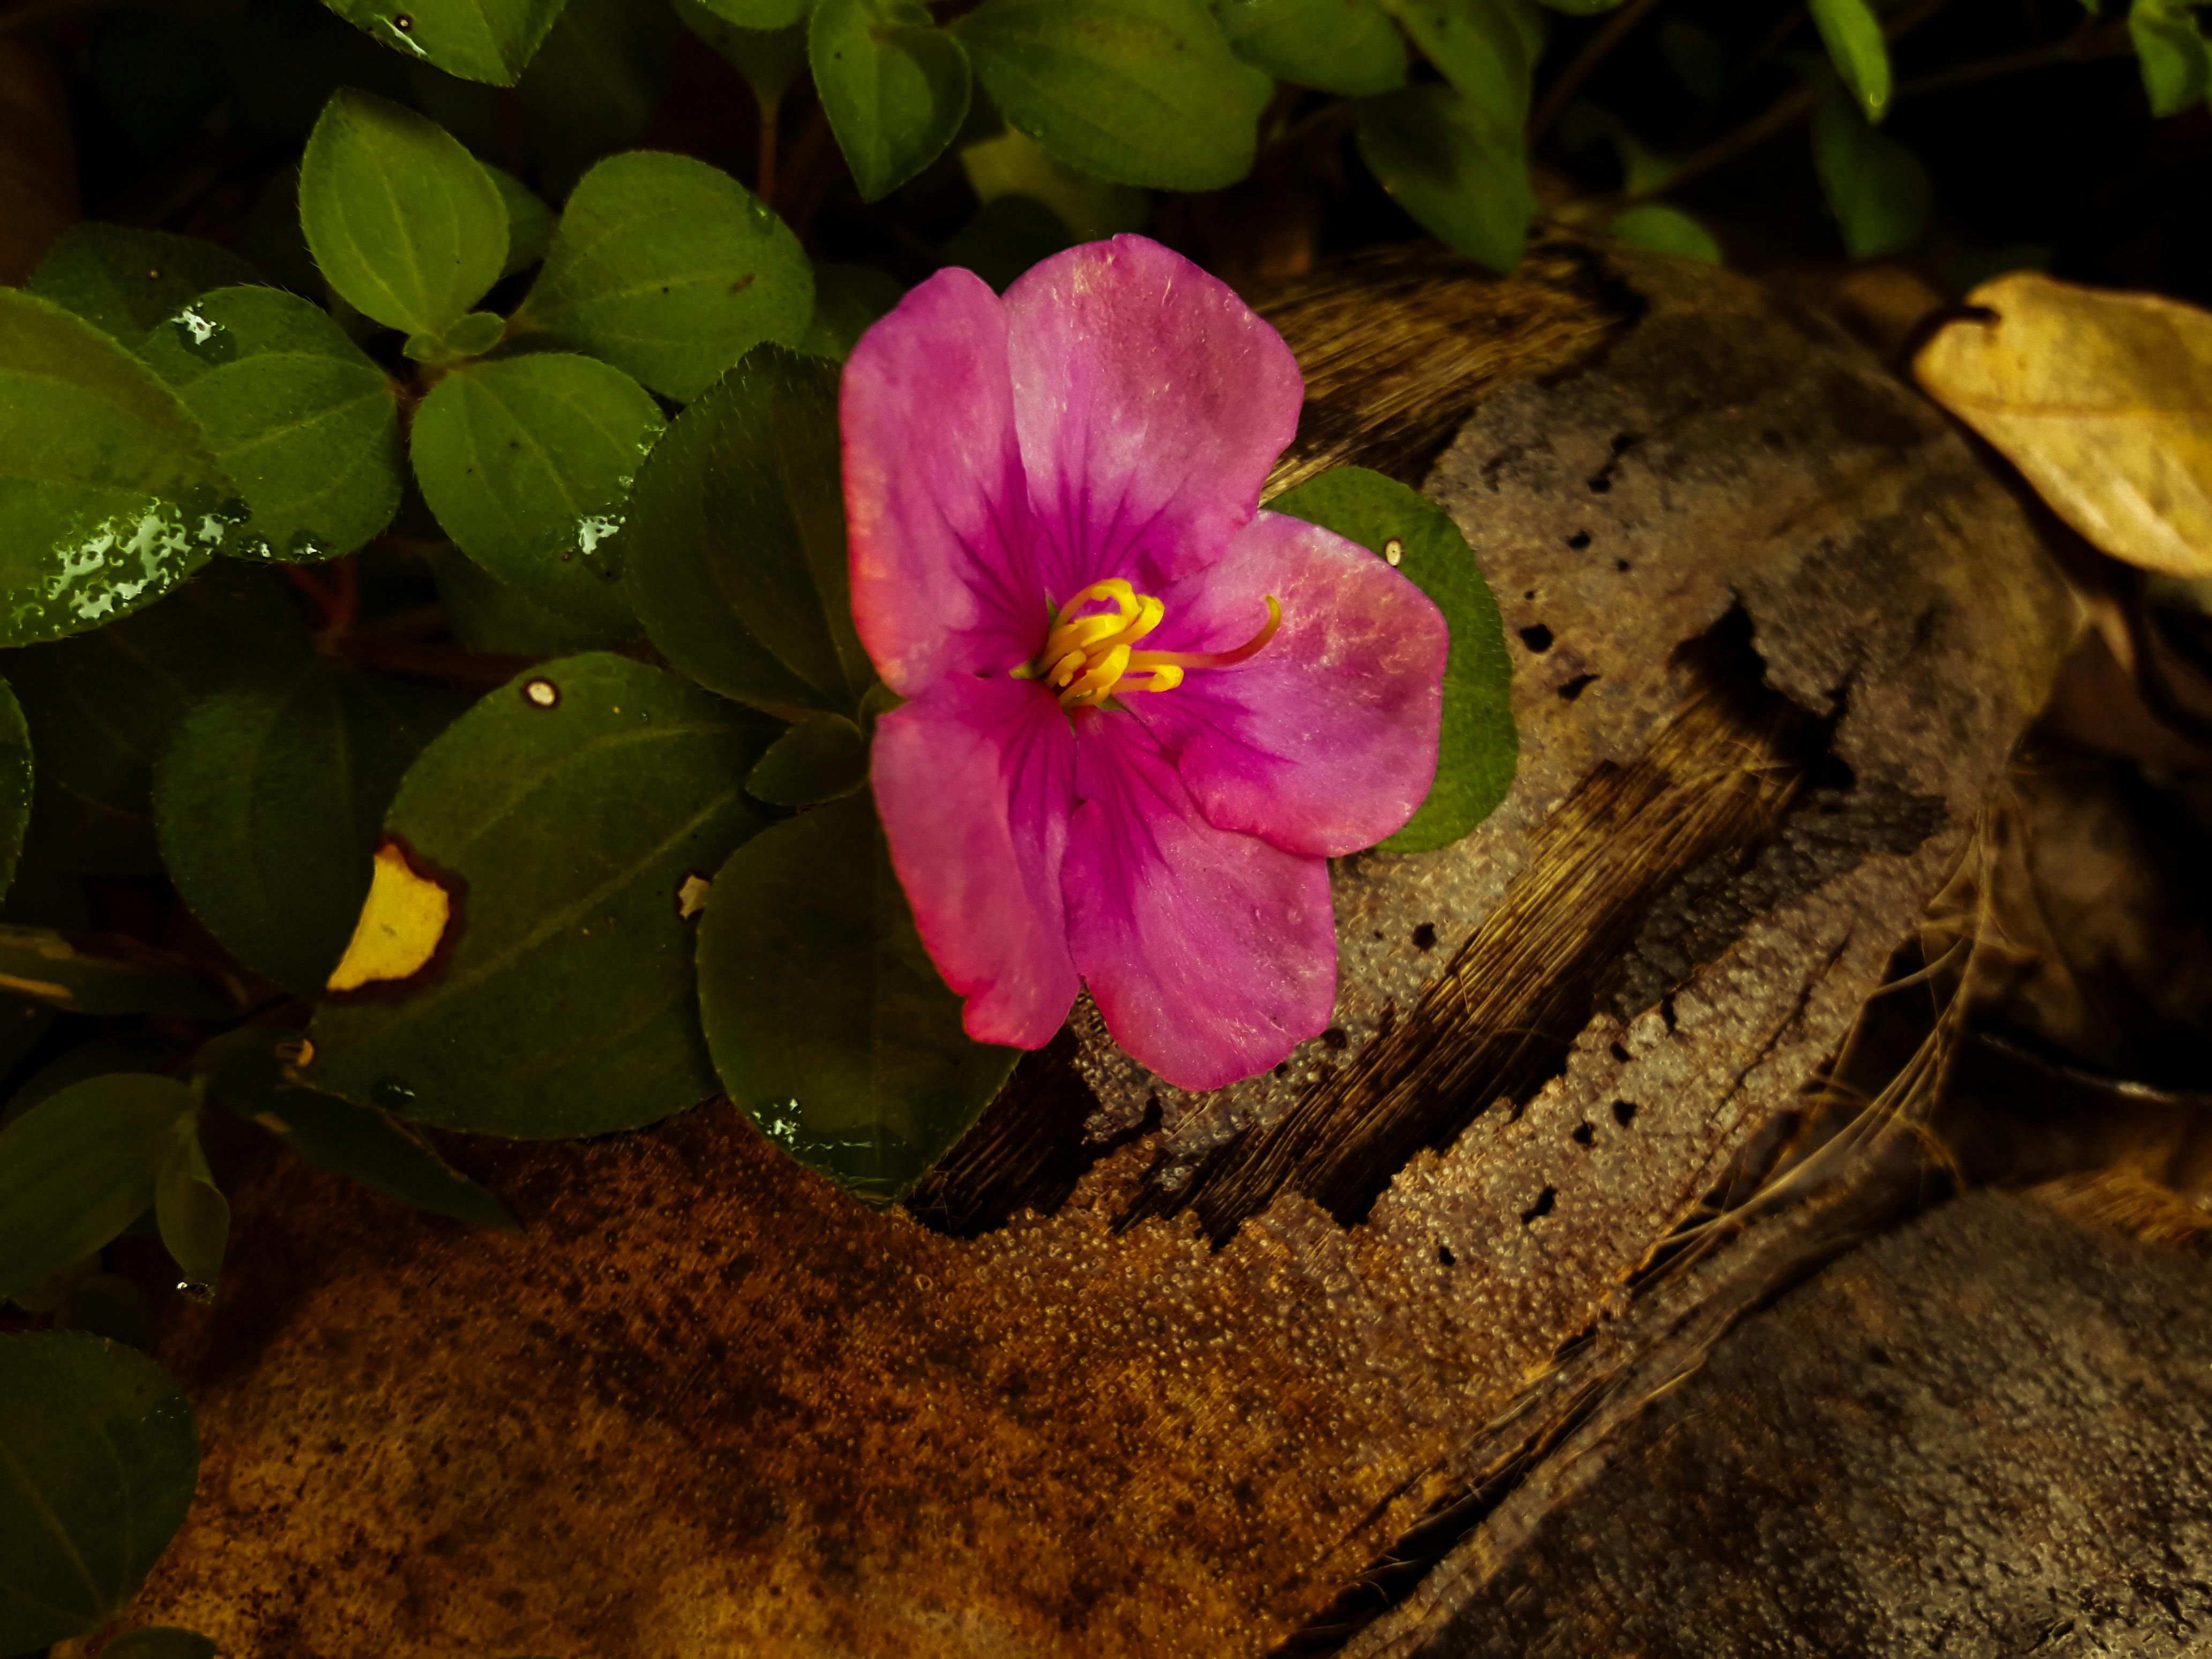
1020,584,1277,709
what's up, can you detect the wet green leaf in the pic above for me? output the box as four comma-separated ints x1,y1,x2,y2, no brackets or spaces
1812,91,1930,260
691,0,813,25
28,223,263,342
811,0,972,200
1217,0,1406,95
0,926,229,1019
154,661,464,997
1611,203,1722,264
0,1076,197,1303
431,546,629,656
1269,466,1516,851
1809,0,1890,121
136,285,403,564
0,680,28,906
103,1628,220,1659
2130,0,2210,115
745,713,868,805
956,0,1274,190
304,653,778,1137
487,163,556,278
697,791,1017,1201
320,0,569,85
798,261,905,361
1354,81,1531,272
511,151,813,402
154,1127,227,1290
412,353,663,633
200,1025,516,1229
622,346,872,713
299,88,509,336
5,565,315,876
0,289,241,648
514,0,680,198
0,1331,198,1649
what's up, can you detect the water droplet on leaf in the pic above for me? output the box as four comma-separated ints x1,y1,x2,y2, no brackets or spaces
372,1079,418,1109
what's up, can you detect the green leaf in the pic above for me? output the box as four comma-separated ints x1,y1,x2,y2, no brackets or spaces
304,654,778,1137
487,163,556,277
404,310,508,363
0,1332,198,1650
412,353,664,632
27,224,264,342
0,680,29,907
135,285,404,564
1610,203,1722,264
0,289,242,648
199,1025,516,1230
431,545,629,656
693,0,814,27
941,193,1075,291
1391,0,1540,120
958,125,1148,242
798,261,906,361
696,791,1018,1201
1268,466,1515,851
154,661,463,998
1558,100,1674,196
2,1034,173,1132
104,1629,220,1659
0,926,229,1018
298,88,509,337
956,0,1275,190
622,346,873,714
811,0,973,201
745,713,868,804
1811,91,1931,260
5,565,314,877
320,0,569,85
514,0,681,198
154,1128,227,1290
1355,81,1532,272
510,151,813,402
1216,0,1406,95
678,3,810,106
2130,0,2210,115
0,1077,197,1303
1809,0,1891,121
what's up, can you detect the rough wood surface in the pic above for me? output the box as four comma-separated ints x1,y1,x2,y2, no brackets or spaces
1362,1193,2212,1658
99,238,2076,1657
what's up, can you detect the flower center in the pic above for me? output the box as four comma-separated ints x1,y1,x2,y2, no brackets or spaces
1017,578,1282,709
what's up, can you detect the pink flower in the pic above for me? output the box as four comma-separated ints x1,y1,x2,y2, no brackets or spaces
841,236,1447,1091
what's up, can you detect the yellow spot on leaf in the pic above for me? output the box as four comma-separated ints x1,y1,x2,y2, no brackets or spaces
676,873,712,919
326,842,452,993
1915,272,2212,577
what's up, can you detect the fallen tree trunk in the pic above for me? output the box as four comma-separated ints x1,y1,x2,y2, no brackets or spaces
100,235,2077,1658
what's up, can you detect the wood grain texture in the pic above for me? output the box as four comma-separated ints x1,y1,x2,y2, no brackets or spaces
96,238,2076,1657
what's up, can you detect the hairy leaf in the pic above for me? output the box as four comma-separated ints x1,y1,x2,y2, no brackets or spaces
28,223,263,341
320,0,569,85
811,0,972,200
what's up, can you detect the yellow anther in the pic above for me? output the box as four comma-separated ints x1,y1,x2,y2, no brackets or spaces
1020,583,1279,709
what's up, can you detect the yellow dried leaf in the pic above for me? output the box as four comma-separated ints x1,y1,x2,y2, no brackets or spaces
1914,272,2212,577
327,841,452,993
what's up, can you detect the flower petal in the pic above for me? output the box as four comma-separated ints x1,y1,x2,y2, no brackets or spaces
1131,511,1447,857
842,267,1043,696
873,677,1079,1049
1064,711,1336,1090
1003,235,1305,602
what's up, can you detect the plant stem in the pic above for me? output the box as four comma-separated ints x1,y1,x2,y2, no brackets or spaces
1895,18,2132,99
758,94,781,209
1530,0,1669,144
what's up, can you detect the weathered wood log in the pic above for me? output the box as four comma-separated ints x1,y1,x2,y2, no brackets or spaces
97,235,2076,1657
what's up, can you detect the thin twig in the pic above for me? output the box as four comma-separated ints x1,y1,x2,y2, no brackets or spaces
758,95,781,210
1530,0,1668,144
1895,18,2132,99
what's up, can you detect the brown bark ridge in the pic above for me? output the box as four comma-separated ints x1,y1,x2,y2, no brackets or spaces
1353,1192,2212,1658
98,236,2076,1658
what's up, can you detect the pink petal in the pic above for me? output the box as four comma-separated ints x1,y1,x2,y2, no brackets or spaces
873,677,1080,1049
1130,511,1446,858
842,267,1045,696
1063,711,1336,1090
1003,235,1306,603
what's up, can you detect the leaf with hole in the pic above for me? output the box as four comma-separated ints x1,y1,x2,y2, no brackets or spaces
0,1331,198,1650
0,289,242,647
136,285,403,564
511,150,813,402
1269,466,1516,851
696,791,1018,1201
299,88,509,336
1216,0,1406,95
1354,81,1531,273
28,223,263,342
154,660,465,998
304,653,778,1137
623,346,873,714
811,0,972,201
320,0,570,85
411,353,663,633
0,1075,198,1304
955,0,1274,191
